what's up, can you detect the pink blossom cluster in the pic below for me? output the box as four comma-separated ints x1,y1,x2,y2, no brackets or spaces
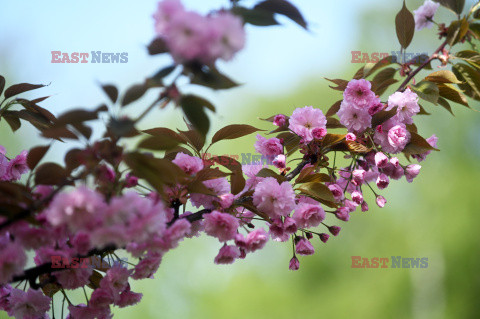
153,0,246,64
414,0,440,30
0,146,29,182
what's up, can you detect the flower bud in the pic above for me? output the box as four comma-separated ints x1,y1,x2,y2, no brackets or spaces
289,256,300,271
376,195,387,208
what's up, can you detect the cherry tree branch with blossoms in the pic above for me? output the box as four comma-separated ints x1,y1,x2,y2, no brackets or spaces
1,0,480,318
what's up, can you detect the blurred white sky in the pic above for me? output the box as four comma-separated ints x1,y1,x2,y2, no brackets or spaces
0,0,390,114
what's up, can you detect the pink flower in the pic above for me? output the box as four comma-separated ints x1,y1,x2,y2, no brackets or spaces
292,203,325,228
288,106,327,143
203,211,239,242
172,152,204,175
125,173,138,188
0,241,27,284
319,233,330,243
352,169,366,185
90,287,114,309
337,100,372,133
245,228,269,252
289,256,300,270
0,151,8,180
390,157,400,167
206,12,246,62
376,173,390,190
312,127,327,140
328,225,341,236
388,124,411,152
361,201,369,212
335,208,350,221
214,244,241,264
100,264,132,296
405,164,422,183
133,253,162,280
343,79,377,109
68,303,112,319
253,177,296,218
328,184,344,201
4,150,28,181
414,0,440,30
190,178,230,209
376,195,387,208
44,186,106,231
295,238,315,256
254,135,283,157
272,154,286,169
117,289,143,308
269,218,289,242
55,267,93,290
387,88,420,124
346,133,356,141
369,100,384,115
7,288,51,319
273,114,287,126
351,190,364,205
375,152,389,168
153,0,185,34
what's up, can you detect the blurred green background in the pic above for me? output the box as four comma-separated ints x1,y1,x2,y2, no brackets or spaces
1,0,480,318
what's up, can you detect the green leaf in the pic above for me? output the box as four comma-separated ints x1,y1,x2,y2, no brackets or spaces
231,6,279,27
371,108,397,127
256,168,286,183
180,95,213,136
425,70,462,84
437,83,469,107
395,1,415,49
362,56,396,78
297,182,337,208
446,18,469,46
411,81,439,105
437,97,454,115
211,124,263,144
254,0,308,29
452,63,480,101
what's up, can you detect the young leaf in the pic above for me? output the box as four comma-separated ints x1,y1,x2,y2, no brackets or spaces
325,78,349,91
395,1,415,49
211,124,263,144
142,127,187,144
411,81,439,105
424,70,462,84
138,135,180,151
437,83,469,107
403,132,439,155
